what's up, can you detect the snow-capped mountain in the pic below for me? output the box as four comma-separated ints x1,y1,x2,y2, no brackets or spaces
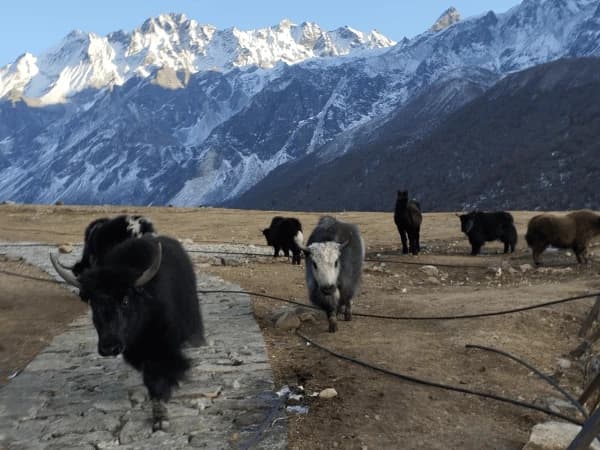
1,1,600,208
430,7,461,32
0,15,394,105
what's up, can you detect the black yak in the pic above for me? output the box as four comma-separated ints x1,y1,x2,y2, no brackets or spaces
298,216,364,332
394,191,422,255
526,210,600,265
72,215,155,276
50,233,204,431
262,216,304,264
459,211,517,255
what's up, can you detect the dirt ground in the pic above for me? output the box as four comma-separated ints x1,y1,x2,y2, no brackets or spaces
1,203,600,449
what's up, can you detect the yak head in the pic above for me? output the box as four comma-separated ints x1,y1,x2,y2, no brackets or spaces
51,238,162,357
300,241,348,297
459,212,477,234
262,228,273,246
396,190,409,206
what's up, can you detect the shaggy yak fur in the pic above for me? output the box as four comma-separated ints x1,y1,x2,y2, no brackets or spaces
262,216,304,264
299,216,364,332
72,215,155,276
51,234,204,431
525,210,600,265
393,191,422,255
459,211,517,255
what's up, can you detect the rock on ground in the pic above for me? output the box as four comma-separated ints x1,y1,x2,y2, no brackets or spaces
522,421,600,450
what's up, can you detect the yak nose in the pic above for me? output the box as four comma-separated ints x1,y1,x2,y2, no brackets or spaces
320,285,336,296
98,340,123,357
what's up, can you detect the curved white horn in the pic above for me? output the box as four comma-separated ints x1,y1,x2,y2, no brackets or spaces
49,252,81,288
135,242,162,287
295,239,311,254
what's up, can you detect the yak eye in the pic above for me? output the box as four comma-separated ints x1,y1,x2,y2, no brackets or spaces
312,261,318,270
122,296,129,307
334,259,339,268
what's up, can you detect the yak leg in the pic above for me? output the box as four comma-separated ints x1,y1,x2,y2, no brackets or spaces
415,229,421,253
291,251,298,264
398,228,409,254
503,240,510,254
532,245,546,266
408,230,419,255
151,399,169,432
470,242,482,256
143,350,189,431
144,370,172,431
336,300,352,321
327,311,338,332
344,300,352,321
574,244,587,264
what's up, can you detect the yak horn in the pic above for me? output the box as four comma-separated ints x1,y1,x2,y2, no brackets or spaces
296,241,311,255
135,242,162,287
50,252,81,289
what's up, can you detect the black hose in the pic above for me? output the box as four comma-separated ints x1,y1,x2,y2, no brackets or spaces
0,269,61,285
466,344,588,418
199,289,600,321
296,330,582,426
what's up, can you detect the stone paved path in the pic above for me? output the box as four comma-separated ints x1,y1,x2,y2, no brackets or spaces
0,243,286,449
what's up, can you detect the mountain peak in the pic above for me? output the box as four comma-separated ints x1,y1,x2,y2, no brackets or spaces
430,7,461,32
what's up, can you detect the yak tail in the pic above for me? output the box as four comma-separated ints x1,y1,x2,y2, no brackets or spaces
294,230,304,248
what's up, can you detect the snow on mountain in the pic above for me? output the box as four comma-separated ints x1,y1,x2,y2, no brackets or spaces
0,14,394,106
1,1,600,208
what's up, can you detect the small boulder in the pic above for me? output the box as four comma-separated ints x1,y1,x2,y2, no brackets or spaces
274,311,301,331
318,388,338,399
519,264,533,273
523,421,600,450
58,244,74,254
420,265,439,276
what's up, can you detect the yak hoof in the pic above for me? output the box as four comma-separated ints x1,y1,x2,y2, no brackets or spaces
344,310,352,321
152,419,171,433
152,400,169,432
328,319,338,333
152,417,170,432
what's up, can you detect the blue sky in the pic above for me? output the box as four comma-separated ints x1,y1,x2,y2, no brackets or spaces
1,1,521,66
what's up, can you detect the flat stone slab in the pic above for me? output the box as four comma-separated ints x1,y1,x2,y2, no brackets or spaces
0,243,286,449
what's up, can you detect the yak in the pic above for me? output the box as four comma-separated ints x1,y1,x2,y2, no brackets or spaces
262,216,304,264
394,191,422,255
72,215,155,276
458,211,517,256
526,210,600,265
298,216,364,332
51,233,204,431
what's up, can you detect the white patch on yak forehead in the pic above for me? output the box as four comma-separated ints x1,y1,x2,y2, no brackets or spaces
126,216,143,237
309,242,341,265
309,242,342,285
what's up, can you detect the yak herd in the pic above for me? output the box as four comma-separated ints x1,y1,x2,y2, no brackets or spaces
47,193,600,431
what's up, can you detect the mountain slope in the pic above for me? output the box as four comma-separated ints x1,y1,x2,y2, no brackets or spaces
231,57,600,212
1,1,600,207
